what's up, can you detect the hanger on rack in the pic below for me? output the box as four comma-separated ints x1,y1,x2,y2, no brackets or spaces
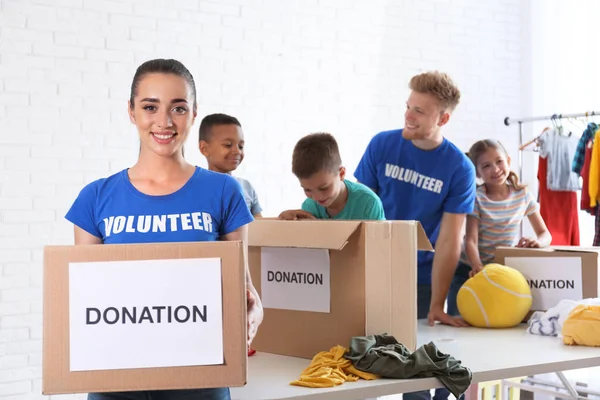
551,114,575,137
550,114,563,135
566,116,586,130
586,111,599,130
519,127,549,151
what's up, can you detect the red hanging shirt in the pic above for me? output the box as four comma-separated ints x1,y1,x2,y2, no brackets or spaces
537,156,580,245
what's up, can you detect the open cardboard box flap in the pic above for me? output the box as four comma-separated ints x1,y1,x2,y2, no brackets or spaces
550,246,600,254
249,219,433,251
496,245,600,255
414,221,434,251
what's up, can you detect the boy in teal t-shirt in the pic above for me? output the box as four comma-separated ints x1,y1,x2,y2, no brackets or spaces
279,133,385,221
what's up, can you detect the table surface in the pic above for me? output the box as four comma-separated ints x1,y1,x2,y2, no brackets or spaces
230,320,600,400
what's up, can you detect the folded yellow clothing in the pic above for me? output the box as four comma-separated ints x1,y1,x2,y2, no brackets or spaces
290,345,379,388
563,305,600,347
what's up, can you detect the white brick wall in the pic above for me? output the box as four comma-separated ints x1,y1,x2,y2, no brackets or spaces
0,0,525,398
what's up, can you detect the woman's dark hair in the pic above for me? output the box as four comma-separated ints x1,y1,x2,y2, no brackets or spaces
129,59,197,110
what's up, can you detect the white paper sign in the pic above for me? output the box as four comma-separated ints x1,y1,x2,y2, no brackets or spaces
69,258,223,372
504,256,583,310
261,247,330,313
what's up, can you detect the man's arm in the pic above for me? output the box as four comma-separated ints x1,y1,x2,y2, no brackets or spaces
354,134,381,193
428,212,469,327
221,224,264,345
464,215,484,275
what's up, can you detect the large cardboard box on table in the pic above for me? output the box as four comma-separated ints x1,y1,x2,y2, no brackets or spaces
43,241,247,395
248,219,433,359
495,246,600,312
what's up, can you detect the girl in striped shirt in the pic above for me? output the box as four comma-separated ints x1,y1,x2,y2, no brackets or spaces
447,139,552,317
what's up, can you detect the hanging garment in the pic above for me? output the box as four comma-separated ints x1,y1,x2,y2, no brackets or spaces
343,334,472,398
538,128,581,192
572,122,598,175
580,140,595,215
589,129,600,208
594,205,600,246
538,156,580,245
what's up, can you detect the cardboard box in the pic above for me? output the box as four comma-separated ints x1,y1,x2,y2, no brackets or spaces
43,241,247,395
495,246,600,312
247,219,433,359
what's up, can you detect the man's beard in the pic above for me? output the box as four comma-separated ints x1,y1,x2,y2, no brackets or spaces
402,127,429,140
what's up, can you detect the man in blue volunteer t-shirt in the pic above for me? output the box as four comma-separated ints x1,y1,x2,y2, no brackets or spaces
354,71,475,400
355,70,476,326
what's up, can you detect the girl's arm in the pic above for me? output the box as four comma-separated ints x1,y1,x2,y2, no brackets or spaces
523,211,552,247
464,215,484,275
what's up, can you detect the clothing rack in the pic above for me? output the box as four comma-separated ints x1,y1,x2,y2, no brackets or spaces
503,111,600,237
504,111,600,185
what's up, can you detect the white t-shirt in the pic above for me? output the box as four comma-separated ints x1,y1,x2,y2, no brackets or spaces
538,128,581,191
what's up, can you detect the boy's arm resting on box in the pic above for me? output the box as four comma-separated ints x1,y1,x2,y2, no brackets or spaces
74,225,102,245
221,224,264,346
464,215,484,276
278,209,316,220
279,199,317,220
429,212,470,328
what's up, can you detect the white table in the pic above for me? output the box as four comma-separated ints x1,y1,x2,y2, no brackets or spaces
230,320,600,400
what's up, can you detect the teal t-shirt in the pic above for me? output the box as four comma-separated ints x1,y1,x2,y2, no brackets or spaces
301,180,385,220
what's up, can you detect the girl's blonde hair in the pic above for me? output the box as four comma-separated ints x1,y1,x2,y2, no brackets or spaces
467,139,525,190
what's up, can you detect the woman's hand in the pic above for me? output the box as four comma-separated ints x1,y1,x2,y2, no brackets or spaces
247,289,263,346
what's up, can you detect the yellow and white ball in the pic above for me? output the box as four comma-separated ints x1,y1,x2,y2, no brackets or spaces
457,263,532,328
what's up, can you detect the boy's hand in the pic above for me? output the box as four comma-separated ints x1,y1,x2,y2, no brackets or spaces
516,237,540,248
278,209,316,220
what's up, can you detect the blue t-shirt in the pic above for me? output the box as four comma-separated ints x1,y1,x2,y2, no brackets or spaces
65,167,254,244
354,129,476,284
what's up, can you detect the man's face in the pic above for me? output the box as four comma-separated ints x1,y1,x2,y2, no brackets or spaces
403,91,449,141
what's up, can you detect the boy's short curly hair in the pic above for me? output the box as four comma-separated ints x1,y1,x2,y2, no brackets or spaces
292,133,342,179
198,113,241,142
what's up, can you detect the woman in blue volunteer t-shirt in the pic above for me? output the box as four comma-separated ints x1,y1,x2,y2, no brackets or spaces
65,58,263,400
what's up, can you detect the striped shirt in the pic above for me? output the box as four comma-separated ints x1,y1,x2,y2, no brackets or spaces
460,185,539,266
